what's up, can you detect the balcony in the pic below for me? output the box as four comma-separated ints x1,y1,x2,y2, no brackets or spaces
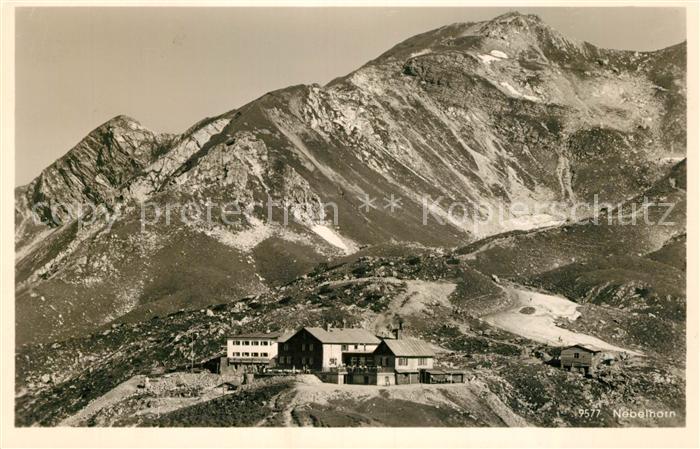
328,365,394,374
228,357,270,364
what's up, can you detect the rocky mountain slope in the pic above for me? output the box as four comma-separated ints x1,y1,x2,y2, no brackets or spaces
15,223,686,426
15,9,686,375
15,168,686,426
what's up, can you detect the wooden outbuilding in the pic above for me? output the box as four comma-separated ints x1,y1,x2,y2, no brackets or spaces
420,369,466,384
560,344,608,374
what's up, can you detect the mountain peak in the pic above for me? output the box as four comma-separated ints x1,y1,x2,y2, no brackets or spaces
98,114,144,131
476,10,572,46
488,11,544,25
438,11,544,34
364,11,578,68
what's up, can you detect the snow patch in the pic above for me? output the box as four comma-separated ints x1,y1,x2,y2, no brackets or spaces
15,227,55,261
499,82,540,102
409,49,432,58
478,50,508,64
310,225,355,254
485,287,642,355
500,81,522,96
478,54,501,64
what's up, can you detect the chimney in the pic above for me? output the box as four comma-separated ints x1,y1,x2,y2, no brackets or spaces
393,320,404,340
341,318,347,329
326,322,332,332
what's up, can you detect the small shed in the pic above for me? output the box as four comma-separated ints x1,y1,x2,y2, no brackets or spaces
395,368,420,385
420,369,466,384
560,344,607,374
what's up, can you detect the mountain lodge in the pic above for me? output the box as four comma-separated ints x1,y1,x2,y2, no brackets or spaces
223,323,465,386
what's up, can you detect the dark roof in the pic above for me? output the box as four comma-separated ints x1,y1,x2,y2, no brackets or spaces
295,327,381,344
382,338,435,357
277,330,296,343
229,332,282,340
565,344,603,353
424,369,465,375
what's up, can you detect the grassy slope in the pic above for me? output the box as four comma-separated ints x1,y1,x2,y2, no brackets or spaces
15,250,685,427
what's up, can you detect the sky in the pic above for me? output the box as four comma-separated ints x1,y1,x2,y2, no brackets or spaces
15,6,687,186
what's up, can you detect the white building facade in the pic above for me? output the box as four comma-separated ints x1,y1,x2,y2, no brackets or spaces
226,332,286,368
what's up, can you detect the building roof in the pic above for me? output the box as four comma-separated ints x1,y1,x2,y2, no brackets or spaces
382,338,436,357
229,332,282,340
299,327,381,344
277,330,296,343
565,344,604,353
423,369,465,375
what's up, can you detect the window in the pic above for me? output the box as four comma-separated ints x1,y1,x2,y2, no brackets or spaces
574,353,580,359
309,343,313,351
398,357,408,366
418,358,427,366
284,343,289,351
309,357,314,366
261,352,268,357
286,356,292,364
301,343,306,351
261,341,268,346
354,344,359,350
243,352,250,357
341,344,348,351
252,341,259,346
243,341,250,346
233,352,241,357
233,340,241,345
252,352,259,357
301,357,307,366
330,358,337,365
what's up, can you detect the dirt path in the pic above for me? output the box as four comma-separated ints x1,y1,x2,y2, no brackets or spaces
484,286,642,355
58,375,145,426
256,387,298,427
58,372,231,426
